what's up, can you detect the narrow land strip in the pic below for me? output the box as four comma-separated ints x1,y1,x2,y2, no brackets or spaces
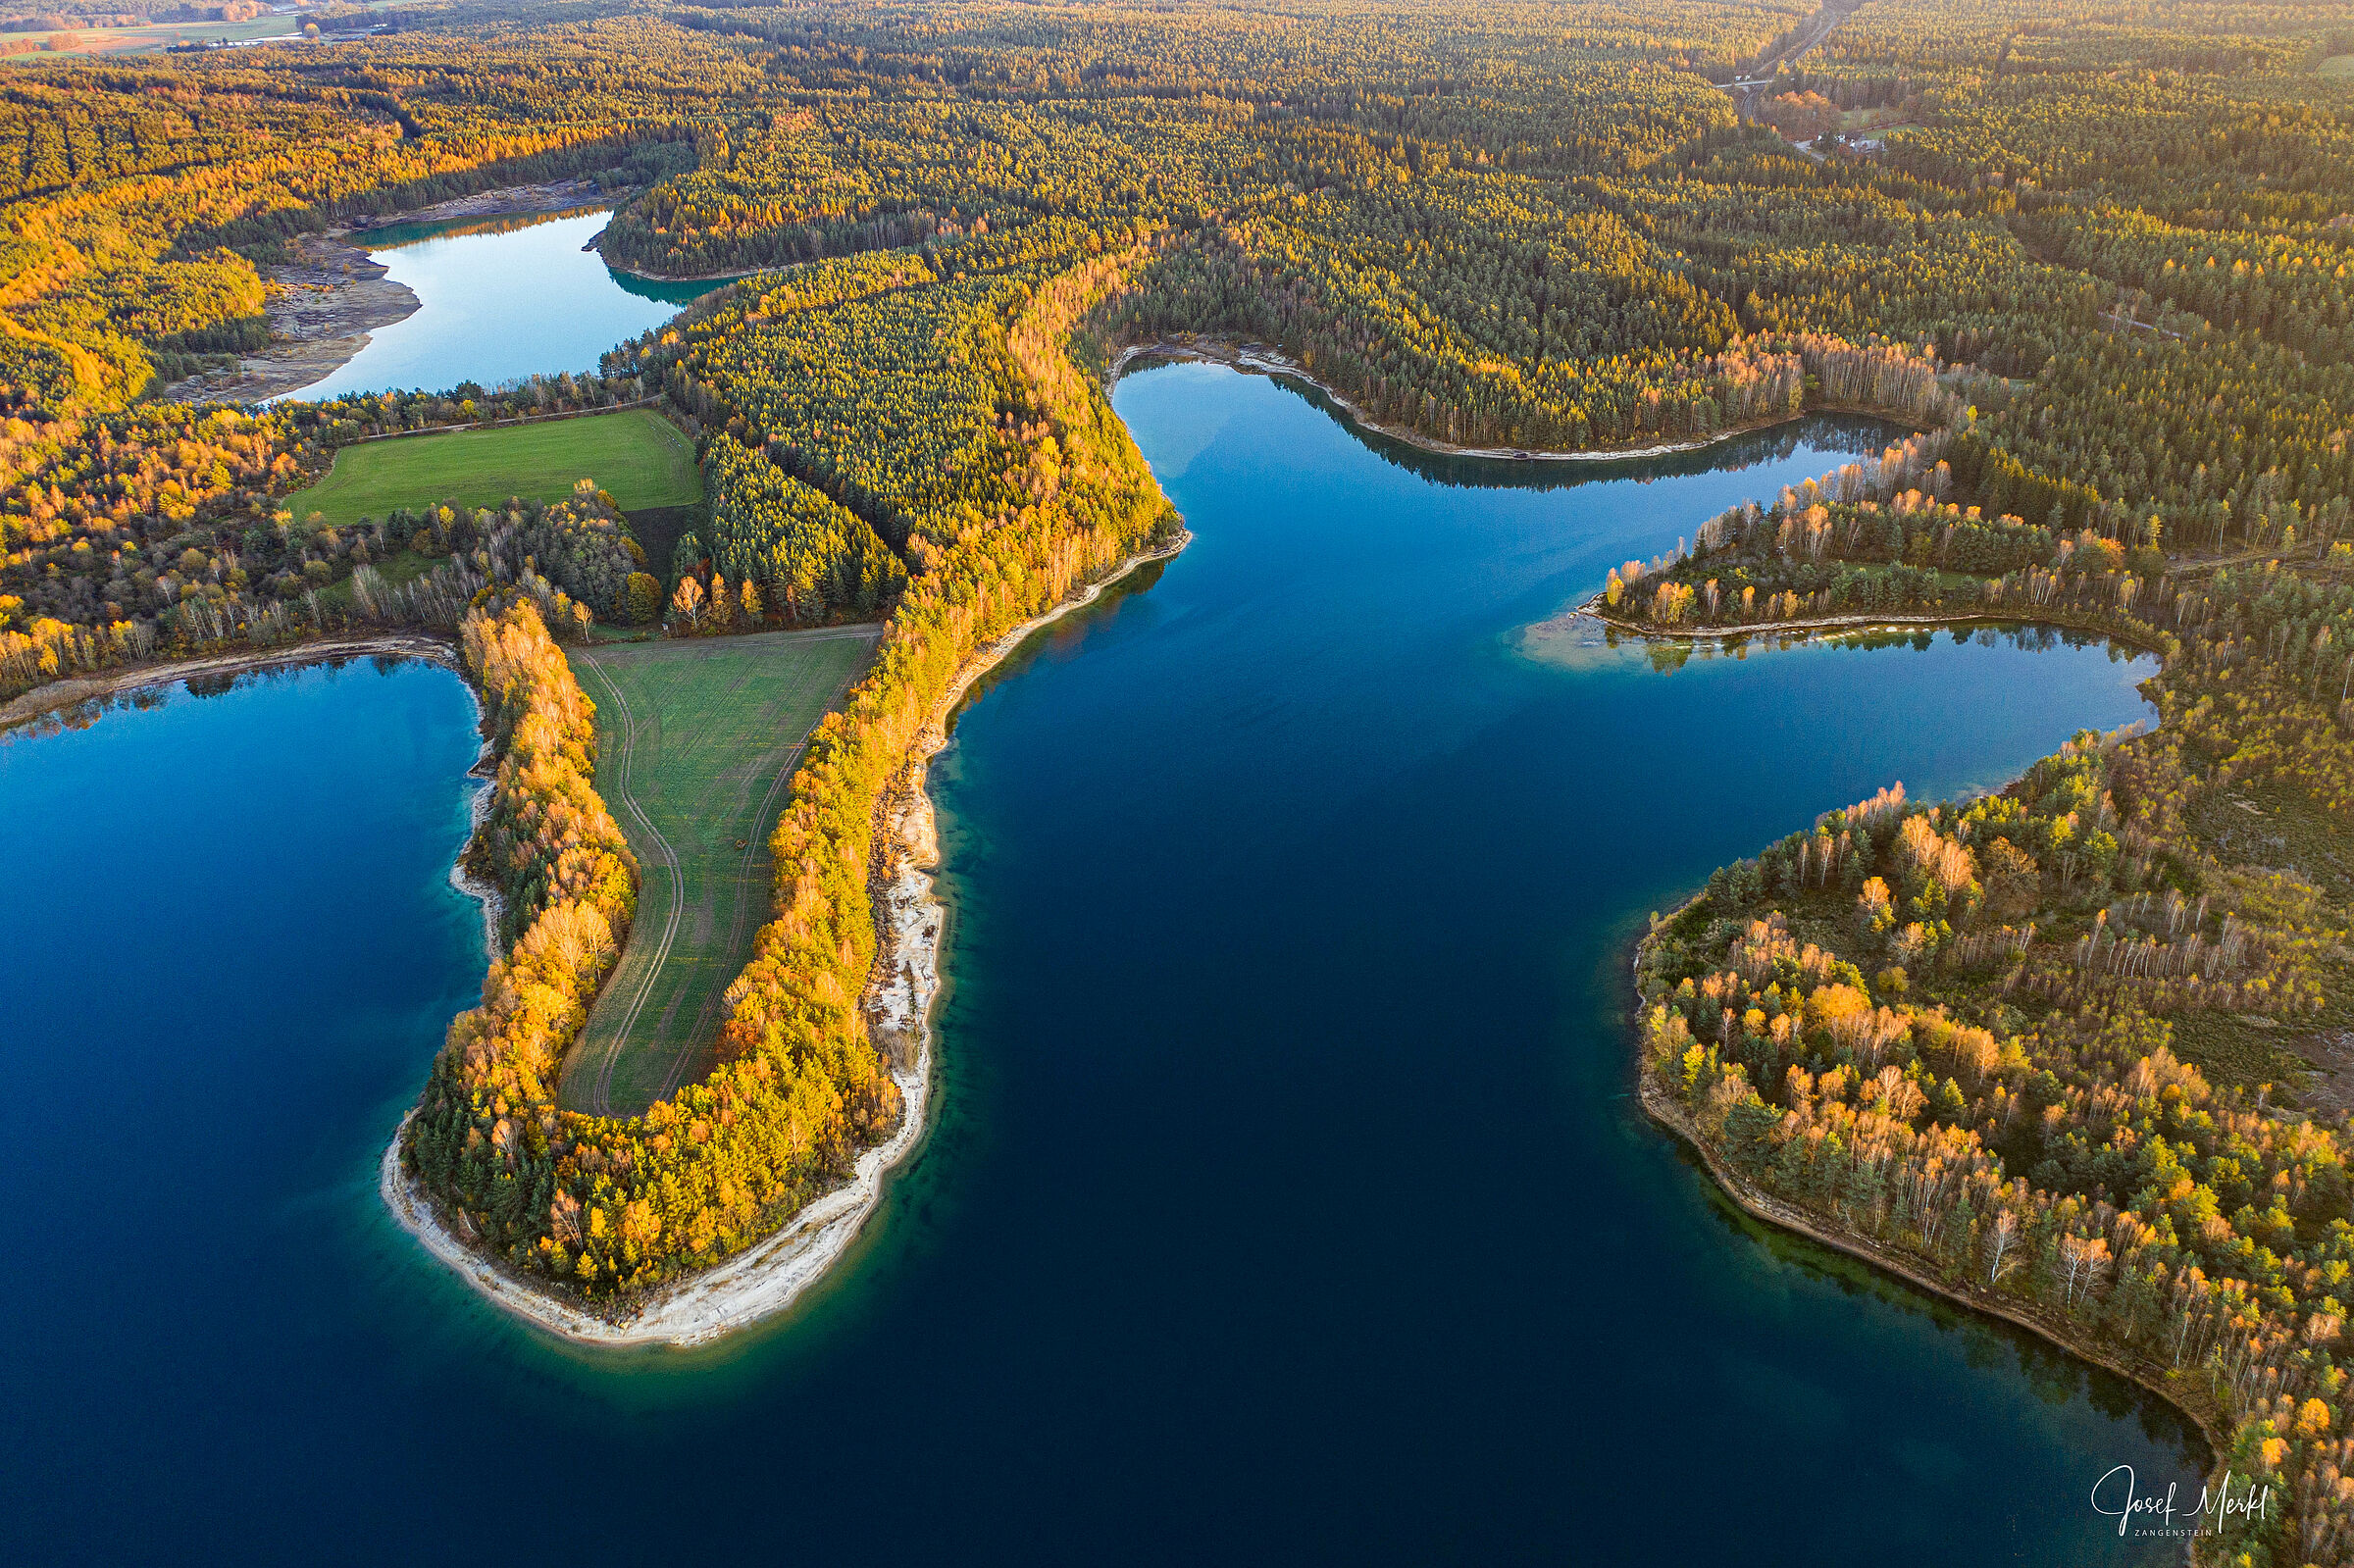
384,531,1188,1345
1565,602,2171,656
562,626,882,1118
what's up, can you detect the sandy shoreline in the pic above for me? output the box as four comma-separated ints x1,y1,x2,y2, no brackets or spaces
449,683,504,958
379,527,1193,1347
0,632,457,734
1112,338,1835,464
162,180,634,406
160,232,420,406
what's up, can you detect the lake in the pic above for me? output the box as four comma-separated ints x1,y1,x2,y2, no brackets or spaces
0,365,2199,1565
275,210,724,402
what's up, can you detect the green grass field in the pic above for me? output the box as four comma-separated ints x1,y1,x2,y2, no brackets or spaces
2321,54,2354,77
562,627,881,1117
286,408,699,530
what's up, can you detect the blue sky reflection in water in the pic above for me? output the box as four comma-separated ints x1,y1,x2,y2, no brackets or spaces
0,361,2199,1565
276,210,722,402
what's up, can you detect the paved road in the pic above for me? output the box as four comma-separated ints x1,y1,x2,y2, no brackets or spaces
1716,0,1867,112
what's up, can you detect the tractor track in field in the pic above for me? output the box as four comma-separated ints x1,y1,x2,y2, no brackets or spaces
574,626,884,1116
575,651,687,1119
649,630,881,1104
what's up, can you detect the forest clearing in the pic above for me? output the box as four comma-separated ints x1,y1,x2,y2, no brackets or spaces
286,407,697,531
562,625,880,1119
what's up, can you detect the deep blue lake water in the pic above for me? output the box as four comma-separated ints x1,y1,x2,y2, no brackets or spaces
1,363,2199,1565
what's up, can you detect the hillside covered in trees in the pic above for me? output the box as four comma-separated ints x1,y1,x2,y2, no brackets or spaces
10,2,2354,1557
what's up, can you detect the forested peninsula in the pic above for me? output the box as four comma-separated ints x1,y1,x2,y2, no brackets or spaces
11,0,2354,1556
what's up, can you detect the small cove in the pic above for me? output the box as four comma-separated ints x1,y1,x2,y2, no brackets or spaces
0,362,2203,1564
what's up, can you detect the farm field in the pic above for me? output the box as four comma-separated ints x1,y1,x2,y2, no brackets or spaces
9,15,300,60
563,626,881,1118
8,0,422,62
286,407,697,530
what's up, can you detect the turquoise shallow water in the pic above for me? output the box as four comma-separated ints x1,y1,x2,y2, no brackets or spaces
0,365,2201,1564
275,210,722,401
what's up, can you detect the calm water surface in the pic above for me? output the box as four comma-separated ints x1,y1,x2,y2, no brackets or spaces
2,365,2200,1565
276,210,723,402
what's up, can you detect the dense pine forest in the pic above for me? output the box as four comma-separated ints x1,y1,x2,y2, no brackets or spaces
9,1,2354,1557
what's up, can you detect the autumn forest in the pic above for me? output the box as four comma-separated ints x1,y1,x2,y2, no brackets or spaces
11,0,2354,1560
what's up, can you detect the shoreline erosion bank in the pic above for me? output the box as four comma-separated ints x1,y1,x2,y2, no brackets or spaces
381,528,1193,1348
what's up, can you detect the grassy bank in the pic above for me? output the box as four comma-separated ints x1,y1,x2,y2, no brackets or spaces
561,627,879,1119
288,408,698,530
